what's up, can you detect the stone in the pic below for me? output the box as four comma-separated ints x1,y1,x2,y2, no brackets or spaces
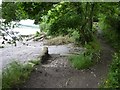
40,47,49,63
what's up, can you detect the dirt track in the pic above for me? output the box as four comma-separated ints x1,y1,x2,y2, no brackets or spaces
1,40,76,70
21,38,114,88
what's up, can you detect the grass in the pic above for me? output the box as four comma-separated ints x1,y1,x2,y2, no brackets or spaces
69,53,93,69
100,52,120,88
28,59,40,65
35,31,41,37
44,36,73,45
2,59,40,89
69,38,101,70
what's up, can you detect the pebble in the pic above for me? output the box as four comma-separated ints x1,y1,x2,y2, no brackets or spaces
91,71,94,74
86,84,89,87
94,74,97,77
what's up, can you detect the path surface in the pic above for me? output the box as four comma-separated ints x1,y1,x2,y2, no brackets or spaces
1,40,75,70
21,37,114,88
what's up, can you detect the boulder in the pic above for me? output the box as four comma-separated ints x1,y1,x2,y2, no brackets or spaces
40,47,49,63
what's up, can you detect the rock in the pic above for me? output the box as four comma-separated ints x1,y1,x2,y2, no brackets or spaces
40,47,49,63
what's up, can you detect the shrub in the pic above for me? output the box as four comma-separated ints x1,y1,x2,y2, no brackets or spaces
71,30,80,43
40,15,50,33
98,13,120,50
103,30,119,50
2,60,39,89
35,31,40,37
40,2,82,37
102,52,120,88
69,39,101,70
69,53,93,70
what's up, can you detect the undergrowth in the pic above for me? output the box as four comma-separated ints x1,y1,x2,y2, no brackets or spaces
69,38,101,70
35,31,41,37
69,53,93,69
103,30,120,50
2,59,39,89
101,52,120,88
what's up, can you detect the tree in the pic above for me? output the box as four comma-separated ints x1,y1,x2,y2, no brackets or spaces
1,2,119,45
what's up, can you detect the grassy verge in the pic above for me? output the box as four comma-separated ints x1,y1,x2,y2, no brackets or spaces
69,53,94,69
69,38,101,70
100,52,120,88
2,59,40,89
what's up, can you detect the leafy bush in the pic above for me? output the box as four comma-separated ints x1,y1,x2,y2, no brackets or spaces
69,53,93,70
2,60,39,89
71,30,80,43
69,39,101,70
40,15,50,33
98,9,120,50
102,52,120,88
85,38,101,52
40,2,81,37
99,14,119,50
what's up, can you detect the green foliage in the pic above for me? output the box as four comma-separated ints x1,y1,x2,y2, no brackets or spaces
19,2,55,24
2,2,18,23
15,3,28,20
98,3,120,50
102,52,120,88
1,2,54,24
41,2,81,36
69,39,101,70
103,30,119,50
69,53,93,70
28,59,40,65
85,37,101,52
71,30,80,43
2,2,97,45
40,15,50,33
2,60,40,89
35,31,40,37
